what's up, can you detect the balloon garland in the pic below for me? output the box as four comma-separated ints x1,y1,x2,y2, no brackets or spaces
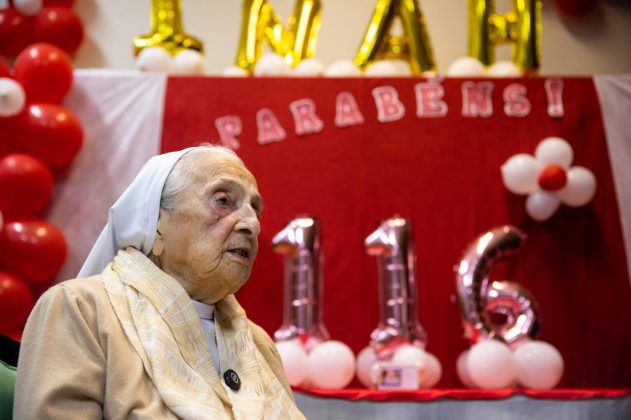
0,0,84,56
0,43,82,338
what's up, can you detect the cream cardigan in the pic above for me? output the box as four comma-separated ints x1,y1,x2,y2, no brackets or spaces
14,261,303,419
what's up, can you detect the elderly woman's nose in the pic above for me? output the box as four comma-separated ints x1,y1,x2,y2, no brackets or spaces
236,205,261,236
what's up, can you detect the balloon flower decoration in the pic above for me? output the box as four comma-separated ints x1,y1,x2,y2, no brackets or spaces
501,137,597,221
455,226,564,390
0,43,82,339
272,216,356,390
0,0,84,56
356,217,442,390
133,0,205,75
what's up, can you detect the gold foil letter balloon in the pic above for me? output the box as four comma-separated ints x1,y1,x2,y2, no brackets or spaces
364,217,427,357
133,0,203,55
272,216,329,349
456,225,540,345
235,0,322,72
354,0,436,75
468,0,541,74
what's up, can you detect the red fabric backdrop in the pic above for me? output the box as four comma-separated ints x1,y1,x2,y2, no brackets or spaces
161,77,631,388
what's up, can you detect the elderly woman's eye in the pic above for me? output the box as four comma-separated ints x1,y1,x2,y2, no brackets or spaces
215,195,230,206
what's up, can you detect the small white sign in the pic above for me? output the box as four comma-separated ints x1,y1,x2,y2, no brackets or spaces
371,362,420,390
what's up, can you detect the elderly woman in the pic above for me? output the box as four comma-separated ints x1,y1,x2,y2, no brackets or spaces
14,145,305,419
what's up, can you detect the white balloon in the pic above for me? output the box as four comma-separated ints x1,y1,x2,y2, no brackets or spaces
487,61,522,77
392,345,427,366
557,166,597,207
324,60,362,77
275,340,309,387
526,190,561,221
456,350,477,388
355,346,378,388
501,154,541,194
222,66,249,77
392,345,429,389
253,54,292,76
136,47,171,72
467,340,516,389
365,60,405,77
171,50,204,75
307,340,356,389
446,57,486,77
423,352,442,388
0,78,26,117
293,59,325,76
535,137,573,168
513,340,564,389
14,0,42,16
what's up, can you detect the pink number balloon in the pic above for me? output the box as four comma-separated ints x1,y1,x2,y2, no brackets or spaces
272,216,329,346
456,225,540,344
365,216,427,357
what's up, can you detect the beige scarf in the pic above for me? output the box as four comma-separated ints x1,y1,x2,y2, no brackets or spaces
102,248,304,419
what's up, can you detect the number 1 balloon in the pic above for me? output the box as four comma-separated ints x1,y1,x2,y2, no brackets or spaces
364,216,427,356
272,216,329,347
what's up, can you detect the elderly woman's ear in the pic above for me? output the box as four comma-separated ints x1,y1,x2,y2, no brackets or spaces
152,213,166,258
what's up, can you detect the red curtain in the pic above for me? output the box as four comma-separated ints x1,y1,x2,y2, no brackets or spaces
162,77,631,388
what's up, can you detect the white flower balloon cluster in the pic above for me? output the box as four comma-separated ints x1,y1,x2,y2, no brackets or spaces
136,47,205,75
501,137,597,221
275,339,356,389
457,339,564,389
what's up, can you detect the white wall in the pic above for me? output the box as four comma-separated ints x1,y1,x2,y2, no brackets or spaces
73,0,631,75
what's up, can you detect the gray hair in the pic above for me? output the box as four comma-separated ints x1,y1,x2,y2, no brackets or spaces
160,144,244,211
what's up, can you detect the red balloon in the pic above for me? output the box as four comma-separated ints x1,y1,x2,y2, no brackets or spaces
555,0,599,17
44,0,76,6
0,8,35,57
34,7,84,55
12,43,73,103
20,103,83,167
0,218,67,283
538,164,568,191
0,153,53,217
0,271,34,335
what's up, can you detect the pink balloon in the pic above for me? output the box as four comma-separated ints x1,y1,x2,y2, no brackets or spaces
275,340,309,387
364,217,427,356
272,216,329,348
467,340,516,389
456,226,531,343
355,346,378,388
307,340,355,389
514,340,564,389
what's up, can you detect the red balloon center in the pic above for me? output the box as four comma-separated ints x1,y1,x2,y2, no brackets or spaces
538,164,567,191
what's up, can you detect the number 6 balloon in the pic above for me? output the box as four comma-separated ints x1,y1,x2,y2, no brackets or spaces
364,216,427,356
272,216,329,348
455,225,539,344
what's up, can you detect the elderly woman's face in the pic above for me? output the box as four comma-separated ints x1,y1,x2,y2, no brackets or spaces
153,152,262,304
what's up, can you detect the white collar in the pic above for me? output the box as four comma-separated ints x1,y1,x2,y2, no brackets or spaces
192,300,215,320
